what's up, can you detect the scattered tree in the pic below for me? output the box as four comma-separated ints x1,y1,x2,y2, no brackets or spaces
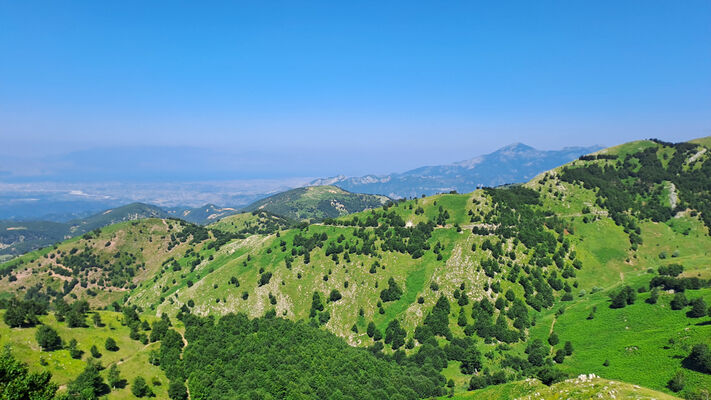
107,364,123,389
105,337,119,352
131,376,151,397
688,297,708,318
668,370,685,392
168,381,188,400
35,325,62,351
670,292,688,310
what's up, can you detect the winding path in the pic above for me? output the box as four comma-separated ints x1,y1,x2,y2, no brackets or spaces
179,330,190,400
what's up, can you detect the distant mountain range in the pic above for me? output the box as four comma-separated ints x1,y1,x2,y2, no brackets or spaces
1,142,602,258
310,143,603,198
1,142,601,222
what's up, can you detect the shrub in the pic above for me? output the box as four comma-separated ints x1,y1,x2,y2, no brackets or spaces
168,381,188,400
670,292,688,310
258,272,273,286
667,371,685,392
379,278,403,302
646,287,659,304
105,337,119,351
35,325,62,351
564,341,574,356
553,349,566,363
68,338,83,359
548,332,559,346
469,374,487,390
685,343,711,374
67,360,106,398
132,376,151,397
328,289,342,302
610,285,636,309
537,367,567,386
107,364,123,388
90,344,101,358
687,298,708,318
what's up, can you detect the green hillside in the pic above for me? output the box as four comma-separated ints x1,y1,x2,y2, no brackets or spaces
0,309,173,399
242,185,390,221
208,209,293,235
1,137,711,399
0,203,169,258
0,218,214,308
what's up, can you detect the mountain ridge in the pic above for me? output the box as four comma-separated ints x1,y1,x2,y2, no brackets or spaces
310,143,603,198
241,185,390,222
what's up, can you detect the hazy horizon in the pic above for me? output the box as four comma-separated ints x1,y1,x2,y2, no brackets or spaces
2,1,709,183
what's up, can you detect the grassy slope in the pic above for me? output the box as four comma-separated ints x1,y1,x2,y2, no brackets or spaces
130,192,508,341
0,219,204,308
689,136,711,148
208,210,292,234
0,310,174,399
0,203,169,258
520,215,711,397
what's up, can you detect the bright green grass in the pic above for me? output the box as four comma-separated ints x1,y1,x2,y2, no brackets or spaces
602,140,659,158
533,287,711,397
568,217,631,289
657,146,676,168
636,218,711,278
688,135,711,148
0,310,173,399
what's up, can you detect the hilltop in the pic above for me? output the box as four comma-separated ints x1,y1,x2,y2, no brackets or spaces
0,203,168,258
242,185,390,222
164,204,238,225
311,143,602,198
1,137,710,399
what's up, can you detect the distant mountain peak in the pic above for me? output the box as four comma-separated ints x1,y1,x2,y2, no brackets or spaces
309,142,603,198
498,142,536,152
309,175,347,186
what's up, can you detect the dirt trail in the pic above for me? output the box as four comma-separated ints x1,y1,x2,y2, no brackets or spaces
549,317,557,356
116,342,157,365
688,148,707,164
668,182,678,209
179,330,190,400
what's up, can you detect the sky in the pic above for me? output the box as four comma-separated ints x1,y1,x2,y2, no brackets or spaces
1,1,710,179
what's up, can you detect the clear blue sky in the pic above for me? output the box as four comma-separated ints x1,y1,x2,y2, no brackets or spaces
1,1,710,177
